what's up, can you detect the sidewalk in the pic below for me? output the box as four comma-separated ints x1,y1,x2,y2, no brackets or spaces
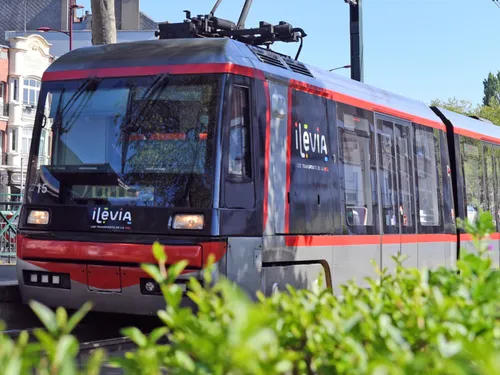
0,264,18,303
0,264,17,286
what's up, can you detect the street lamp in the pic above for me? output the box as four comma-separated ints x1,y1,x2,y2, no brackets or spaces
37,3,83,51
329,65,351,72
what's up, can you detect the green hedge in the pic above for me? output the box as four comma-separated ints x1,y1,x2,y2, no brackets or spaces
3,211,500,374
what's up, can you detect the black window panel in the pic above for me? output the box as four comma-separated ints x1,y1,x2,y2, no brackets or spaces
414,125,444,234
288,90,334,234
337,103,379,235
460,136,484,224
440,131,456,233
326,100,342,235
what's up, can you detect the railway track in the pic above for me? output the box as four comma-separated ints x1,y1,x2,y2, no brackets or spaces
1,311,165,373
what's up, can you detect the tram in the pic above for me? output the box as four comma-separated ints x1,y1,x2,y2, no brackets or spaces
14,9,500,314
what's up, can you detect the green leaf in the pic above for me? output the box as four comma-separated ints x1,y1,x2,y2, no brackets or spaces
65,301,93,334
152,242,167,263
53,335,78,368
166,260,189,284
55,307,68,330
275,359,293,373
121,327,147,348
33,328,55,352
149,326,168,344
4,355,21,375
141,264,163,283
84,348,106,375
175,350,196,371
29,300,58,335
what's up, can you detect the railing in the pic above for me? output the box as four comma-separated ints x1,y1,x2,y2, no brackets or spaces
0,194,22,264
22,104,36,118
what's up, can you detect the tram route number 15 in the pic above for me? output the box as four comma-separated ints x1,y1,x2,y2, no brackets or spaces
36,183,48,194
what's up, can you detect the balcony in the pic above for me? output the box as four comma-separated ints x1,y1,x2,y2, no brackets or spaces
22,104,36,119
0,103,8,119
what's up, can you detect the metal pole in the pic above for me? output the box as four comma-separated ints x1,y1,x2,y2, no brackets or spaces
349,0,363,82
69,6,73,51
20,157,24,200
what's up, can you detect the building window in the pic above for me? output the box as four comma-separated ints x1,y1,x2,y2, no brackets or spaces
23,79,41,107
21,128,32,155
12,79,18,101
11,128,17,152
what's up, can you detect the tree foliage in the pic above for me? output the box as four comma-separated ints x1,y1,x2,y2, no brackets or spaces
483,71,500,106
431,71,500,126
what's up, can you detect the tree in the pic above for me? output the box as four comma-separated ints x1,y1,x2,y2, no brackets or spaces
477,98,500,125
430,97,475,116
90,0,117,45
483,71,500,106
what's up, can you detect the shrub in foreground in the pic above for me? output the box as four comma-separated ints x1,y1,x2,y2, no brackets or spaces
2,211,500,374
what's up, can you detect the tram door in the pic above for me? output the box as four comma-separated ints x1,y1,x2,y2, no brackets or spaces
375,115,417,271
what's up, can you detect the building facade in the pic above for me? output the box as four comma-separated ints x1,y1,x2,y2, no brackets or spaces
2,34,52,199
0,45,10,193
1,0,157,46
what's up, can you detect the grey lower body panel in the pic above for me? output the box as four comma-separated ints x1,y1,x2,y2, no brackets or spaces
16,258,197,315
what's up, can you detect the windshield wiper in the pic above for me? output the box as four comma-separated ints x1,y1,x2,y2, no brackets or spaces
52,76,101,134
62,76,101,114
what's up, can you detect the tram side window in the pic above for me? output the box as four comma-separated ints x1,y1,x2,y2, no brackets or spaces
228,85,251,179
460,136,484,223
415,126,441,227
338,107,378,234
483,143,497,228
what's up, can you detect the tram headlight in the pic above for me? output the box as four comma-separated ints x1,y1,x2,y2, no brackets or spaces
172,214,204,230
27,210,49,225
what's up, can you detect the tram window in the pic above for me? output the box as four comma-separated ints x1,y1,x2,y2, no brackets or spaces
461,136,484,223
415,126,441,226
228,86,251,179
340,113,375,228
440,131,455,229
483,144,496,227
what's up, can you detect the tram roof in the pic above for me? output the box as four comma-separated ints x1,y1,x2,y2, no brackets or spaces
437,106,500,143
45,37,443,127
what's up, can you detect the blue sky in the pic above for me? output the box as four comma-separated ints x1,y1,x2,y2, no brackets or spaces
77,0,500,107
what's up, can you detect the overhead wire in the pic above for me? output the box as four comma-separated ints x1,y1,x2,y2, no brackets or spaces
494,0,500,9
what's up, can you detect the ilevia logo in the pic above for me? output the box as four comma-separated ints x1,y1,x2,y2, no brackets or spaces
294,122,330,172
91,207,132,230
294,122,328,159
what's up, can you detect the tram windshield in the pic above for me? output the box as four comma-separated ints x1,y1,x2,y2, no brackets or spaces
26,74,221,208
